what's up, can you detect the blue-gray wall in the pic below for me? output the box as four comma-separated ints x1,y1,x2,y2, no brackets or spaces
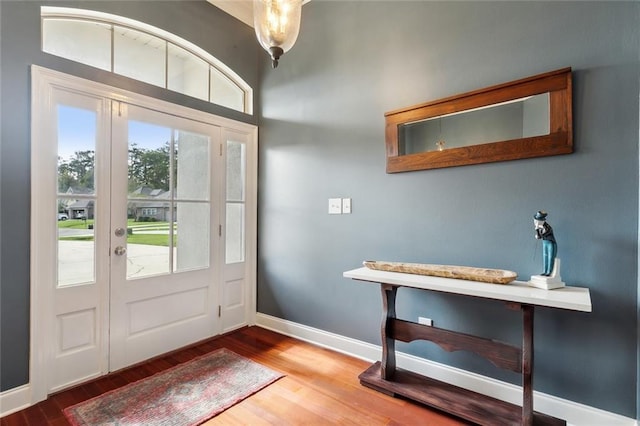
0,0,259,392
257,1,639,418
1,0,639,421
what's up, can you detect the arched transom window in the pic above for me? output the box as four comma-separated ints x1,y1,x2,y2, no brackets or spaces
41,7,253,114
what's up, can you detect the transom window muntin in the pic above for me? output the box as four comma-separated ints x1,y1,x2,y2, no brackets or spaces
41,7,253,114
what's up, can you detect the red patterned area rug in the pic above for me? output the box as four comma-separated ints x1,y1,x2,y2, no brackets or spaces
64,348,284,426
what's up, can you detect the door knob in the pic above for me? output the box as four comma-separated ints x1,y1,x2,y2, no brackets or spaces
114,246,127,256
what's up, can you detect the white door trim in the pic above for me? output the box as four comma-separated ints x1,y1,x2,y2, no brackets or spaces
30,65,257,405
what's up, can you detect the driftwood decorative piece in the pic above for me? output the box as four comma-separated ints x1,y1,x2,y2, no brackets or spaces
363,260,517,284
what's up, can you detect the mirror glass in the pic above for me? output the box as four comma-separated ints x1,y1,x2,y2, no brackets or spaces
384,68,572,173
399,93,550,155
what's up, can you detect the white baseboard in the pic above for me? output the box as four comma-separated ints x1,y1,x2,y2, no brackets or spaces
0,384,31,418
256,312,637,426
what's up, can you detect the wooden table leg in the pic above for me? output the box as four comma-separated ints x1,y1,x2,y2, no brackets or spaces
380,284,397,380
522,304,534,426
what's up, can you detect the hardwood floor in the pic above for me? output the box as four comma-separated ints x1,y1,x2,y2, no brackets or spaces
1,326,468,425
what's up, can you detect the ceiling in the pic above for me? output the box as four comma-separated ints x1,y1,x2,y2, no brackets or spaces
207,0,310,28
207,1,254,27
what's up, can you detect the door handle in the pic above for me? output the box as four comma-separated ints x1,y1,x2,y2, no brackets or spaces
114,246,127,256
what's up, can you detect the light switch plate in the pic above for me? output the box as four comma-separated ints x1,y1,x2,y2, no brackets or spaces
328,198,342,214
342,198,352,214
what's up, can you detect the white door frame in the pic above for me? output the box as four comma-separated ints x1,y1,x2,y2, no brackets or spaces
30,65,257,404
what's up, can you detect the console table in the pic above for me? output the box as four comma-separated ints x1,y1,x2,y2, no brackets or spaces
343,267,591,426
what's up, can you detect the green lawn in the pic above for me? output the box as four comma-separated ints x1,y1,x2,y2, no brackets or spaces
57,218,94,229
127,233,173,247
58,219,174,247
59,234,172,246
59,235,94,242
58,219,174,228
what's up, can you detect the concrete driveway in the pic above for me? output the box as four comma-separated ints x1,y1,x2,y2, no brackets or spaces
58,241,174,285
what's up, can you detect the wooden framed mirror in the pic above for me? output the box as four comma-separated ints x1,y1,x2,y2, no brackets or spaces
384,68,572,173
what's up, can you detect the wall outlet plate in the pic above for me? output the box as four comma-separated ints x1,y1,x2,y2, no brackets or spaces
418,317,433,326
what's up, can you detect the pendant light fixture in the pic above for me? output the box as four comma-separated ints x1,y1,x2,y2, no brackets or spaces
253,0,302,68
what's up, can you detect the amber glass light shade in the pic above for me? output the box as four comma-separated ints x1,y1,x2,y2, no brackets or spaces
253,0,302,68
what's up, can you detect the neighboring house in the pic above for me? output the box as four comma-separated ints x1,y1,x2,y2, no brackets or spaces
133,204,171,221
64,187,92,196
129,187,172,221
58,187,92,216
130,186,155,197
67,199,94,220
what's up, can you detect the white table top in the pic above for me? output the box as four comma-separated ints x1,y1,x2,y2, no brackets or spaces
344,267,592,312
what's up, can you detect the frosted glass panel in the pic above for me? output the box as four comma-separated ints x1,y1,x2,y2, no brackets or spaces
43,19,111,71
211,68,244,112
175,203,210,272
226,203,245,264
168,44,209,101
226,140,245,264
175,131,210,200
58,198,95,287
42,13,249,115
226,141,245,202
114,26,166,87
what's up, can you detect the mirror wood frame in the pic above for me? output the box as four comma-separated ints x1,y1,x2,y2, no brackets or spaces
384,68,573,173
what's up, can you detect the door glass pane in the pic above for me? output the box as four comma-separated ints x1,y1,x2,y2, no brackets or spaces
125,116,212,277
128,120,171,193
43,19,111,71
175,130,210,200
114,26,166,88
126,215,171,278
226,140,245,264
57,105,96,194
58,198,95,286
127,120,172,279
57,103,97,287
175,202,209,272
168,44,209,101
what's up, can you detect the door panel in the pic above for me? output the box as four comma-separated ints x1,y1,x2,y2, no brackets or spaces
221,130,250,332
109,103,221,371
47,88,111,393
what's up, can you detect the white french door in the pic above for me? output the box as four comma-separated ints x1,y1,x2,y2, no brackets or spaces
30,67,256,400
109,103,221,371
